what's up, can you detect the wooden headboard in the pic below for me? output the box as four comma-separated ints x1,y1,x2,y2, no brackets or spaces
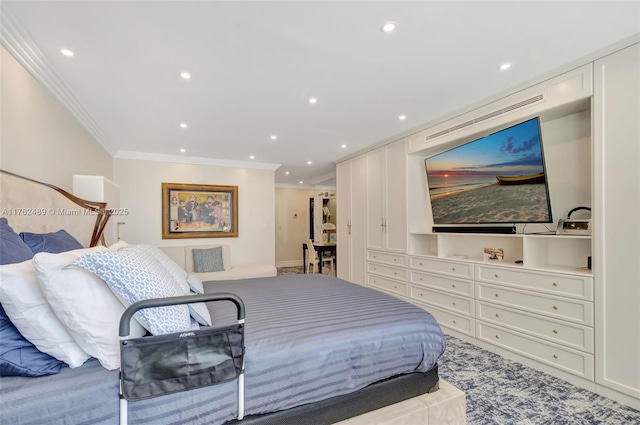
0,170,111,247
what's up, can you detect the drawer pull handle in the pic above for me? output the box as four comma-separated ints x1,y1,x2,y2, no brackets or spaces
494,274,499,278
553,329,558,334
394,259,397,262
552,282,558,287
373,256,376,258
374,267,377,271
394,285,397,289
495,314,500,318
420,293,423,297
452,284,456,288
495,293,499,298
553,305,558,310
419,277,423,281
453,320,457,324
495,335,500,339
394,272,397,275
452,302,456,306
420,262,423,266
553,354,558,359
452,267,456,271
374,280,377,283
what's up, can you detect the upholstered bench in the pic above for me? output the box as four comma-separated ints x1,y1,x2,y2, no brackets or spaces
159,244,276,281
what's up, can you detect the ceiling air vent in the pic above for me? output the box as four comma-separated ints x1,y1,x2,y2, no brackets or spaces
426,94,544,141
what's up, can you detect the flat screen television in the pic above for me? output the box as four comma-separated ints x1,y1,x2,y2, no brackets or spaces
425,117,552,225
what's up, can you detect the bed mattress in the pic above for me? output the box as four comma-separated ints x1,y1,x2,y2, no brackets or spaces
0,274,445,425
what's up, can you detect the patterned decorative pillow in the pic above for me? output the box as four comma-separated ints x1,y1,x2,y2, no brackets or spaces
192,247,225,273
71,248,193,335
120,245,212,327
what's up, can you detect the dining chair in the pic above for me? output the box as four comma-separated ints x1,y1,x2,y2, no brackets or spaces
304,239,334,275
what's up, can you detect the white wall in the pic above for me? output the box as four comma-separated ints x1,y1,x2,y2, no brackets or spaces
114,158,275,266
275,187,314,266
0,46,112,191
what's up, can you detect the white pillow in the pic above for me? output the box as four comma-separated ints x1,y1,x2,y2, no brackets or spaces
71,248,194,335
0,259,90,368
187,274,205,294
120,245,212,327
33,250,147,370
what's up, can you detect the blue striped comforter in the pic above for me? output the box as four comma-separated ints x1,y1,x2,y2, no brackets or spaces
0,274,445,424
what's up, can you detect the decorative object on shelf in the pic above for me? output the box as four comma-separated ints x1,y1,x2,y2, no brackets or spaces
161,183,238,239
483,248,504,261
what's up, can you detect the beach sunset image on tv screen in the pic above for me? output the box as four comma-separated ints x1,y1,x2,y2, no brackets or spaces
425,117,552,224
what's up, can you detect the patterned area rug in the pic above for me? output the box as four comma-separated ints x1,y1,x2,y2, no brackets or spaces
277,266,304,276
439,335,640,424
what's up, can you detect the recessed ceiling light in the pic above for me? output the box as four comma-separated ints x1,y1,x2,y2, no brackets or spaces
250,155,255,159
307,161,313,165
180,148,186,153
381,21,398,33
180,123,187,128
285,171,290,175
399,115,407,121
309,97,317,104
299,181,303,184
180,71,191,80
270,135,277,140
341,144,347,148
499,63,512,71
60,49,74,57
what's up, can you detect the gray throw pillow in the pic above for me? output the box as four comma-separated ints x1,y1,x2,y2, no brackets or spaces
192,247,224,273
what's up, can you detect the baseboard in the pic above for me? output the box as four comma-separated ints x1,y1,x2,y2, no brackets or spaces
277,260,303,268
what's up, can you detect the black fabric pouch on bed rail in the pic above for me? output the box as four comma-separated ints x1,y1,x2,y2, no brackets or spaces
120,325,244,401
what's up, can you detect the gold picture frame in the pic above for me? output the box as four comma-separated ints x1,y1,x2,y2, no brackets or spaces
162,183,238,239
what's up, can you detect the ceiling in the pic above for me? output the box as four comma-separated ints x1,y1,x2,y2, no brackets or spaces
2,1,639,186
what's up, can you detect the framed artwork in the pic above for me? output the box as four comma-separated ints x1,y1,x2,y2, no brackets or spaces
162,183,238,239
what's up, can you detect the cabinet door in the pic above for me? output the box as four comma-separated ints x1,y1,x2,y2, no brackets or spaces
351,155,367,285
366,149,384,250
336,161,351,281
384,140,407,253
594,42,640,399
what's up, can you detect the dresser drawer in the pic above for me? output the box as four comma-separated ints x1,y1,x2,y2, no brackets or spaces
367,275,407,297
367,251,407,267
476,265,593,301
476,283,593,326
477,301,593,353
410,286,473,317
410,257,474,279
410,271,474,297
476,322,594,379
367,262,407,281
414,300,475,337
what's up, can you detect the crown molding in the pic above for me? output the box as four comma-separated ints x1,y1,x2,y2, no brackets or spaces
309,171,336,185
115,150,281,171
0,8,114,155
275,183,314,189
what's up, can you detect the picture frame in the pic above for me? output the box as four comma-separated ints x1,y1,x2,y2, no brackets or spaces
162,183,238,239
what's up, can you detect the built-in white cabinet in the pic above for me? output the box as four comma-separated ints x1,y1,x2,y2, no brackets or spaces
593,42,640,402
335,39,640,410
336,156,366,285
365,140,407,253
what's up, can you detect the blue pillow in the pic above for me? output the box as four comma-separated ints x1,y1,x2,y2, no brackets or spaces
0,218,34,265
20,230,83,255
0,305,63,377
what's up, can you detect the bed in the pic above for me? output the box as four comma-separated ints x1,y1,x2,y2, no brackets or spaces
0,170,446,425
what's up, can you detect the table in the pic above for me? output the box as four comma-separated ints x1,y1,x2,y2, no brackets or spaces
302,242,337,275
